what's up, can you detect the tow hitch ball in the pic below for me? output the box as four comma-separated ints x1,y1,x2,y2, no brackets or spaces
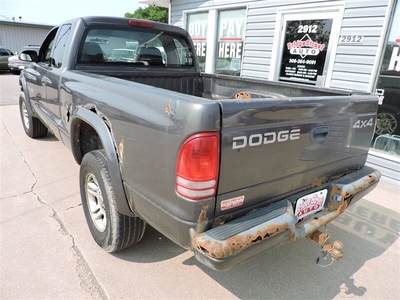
307,229,344,267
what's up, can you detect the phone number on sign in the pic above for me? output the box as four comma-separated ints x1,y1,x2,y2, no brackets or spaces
289,59,316,65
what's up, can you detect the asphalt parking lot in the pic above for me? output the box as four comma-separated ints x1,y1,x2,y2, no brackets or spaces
1,73,399,300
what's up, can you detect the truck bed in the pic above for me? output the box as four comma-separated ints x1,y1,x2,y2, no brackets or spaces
74,66,350,99
68,67,378,224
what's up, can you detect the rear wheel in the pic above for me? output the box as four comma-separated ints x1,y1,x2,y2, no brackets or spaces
19,94,48,138
80,150,146,252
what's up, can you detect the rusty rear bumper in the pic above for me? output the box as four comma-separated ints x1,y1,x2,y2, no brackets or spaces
192,166,381,271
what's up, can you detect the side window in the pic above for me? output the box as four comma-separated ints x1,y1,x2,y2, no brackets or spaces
44,40,54,63
40,28,58,64
51,24,72,68
173,39,194,66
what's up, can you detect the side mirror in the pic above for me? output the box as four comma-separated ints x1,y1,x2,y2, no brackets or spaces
19,50,38,62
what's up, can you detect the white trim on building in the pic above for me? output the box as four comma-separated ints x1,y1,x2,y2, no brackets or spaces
137,0,170,8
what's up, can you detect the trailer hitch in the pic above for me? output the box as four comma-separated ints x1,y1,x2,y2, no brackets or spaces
307,228,344,267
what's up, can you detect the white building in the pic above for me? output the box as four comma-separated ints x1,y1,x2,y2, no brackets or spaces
0,20,53,53
141,0,400,186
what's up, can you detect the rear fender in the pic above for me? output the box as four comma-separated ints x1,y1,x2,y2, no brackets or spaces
71,106,135,217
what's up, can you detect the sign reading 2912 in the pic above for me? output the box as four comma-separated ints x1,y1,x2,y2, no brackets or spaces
339,35,364,44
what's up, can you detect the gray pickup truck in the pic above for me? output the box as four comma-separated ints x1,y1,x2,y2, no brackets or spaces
19,16,381,271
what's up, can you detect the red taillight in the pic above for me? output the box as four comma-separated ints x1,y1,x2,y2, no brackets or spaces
176,133,219,200
128,19,155,28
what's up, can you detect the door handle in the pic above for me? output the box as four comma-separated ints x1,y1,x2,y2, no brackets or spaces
41,76,51,86
25,73,37,82
310,126,330,141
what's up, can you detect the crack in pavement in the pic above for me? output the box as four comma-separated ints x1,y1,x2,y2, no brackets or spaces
2,119,108,299
65,203,83,211
50,208,108,300
1,119,38,198
34,178,108,299
33,178,108,299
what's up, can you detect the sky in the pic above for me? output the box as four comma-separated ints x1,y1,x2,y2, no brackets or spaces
0,0,146,25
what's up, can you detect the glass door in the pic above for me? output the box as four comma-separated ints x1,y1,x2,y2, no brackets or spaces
270,4,344,87
279,16,333,85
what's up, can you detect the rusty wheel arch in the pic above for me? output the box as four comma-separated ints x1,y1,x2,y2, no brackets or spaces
70,106,114,165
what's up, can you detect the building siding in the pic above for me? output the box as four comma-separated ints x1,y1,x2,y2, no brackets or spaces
0,22,53,53
170,0,391,92
366,151,400,187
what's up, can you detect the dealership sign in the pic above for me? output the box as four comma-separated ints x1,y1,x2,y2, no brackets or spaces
218,19,244,59
280,19,333,84
287,35,326,58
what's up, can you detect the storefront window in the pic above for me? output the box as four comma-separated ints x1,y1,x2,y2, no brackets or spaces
279,19,333,85
187,12,208,72
215,9,246,76
372,2,400,156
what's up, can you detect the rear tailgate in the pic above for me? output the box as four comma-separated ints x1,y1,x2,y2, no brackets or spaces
216,94,378,217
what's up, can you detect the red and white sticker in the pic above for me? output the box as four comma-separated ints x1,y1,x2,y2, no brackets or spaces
295,189,327,219
221,196,245,211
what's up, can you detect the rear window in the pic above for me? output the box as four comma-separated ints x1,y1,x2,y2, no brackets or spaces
0,48,13,56
77,25,195,68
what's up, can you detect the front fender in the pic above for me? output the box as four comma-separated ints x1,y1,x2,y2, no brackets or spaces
19,75,35,117
71,107,135,217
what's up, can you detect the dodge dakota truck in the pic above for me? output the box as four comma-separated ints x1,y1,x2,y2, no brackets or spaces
18,16,381,271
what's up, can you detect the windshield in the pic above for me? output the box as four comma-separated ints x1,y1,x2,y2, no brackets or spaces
77,25,195,68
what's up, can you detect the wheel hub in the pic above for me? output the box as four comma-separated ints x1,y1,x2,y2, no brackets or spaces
376,112,397,135
21,101,30,129
85,173,107,232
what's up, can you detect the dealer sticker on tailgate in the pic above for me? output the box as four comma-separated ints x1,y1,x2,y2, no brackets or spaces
295,189,328,219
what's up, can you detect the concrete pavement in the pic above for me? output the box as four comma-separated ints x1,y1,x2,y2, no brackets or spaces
1,73,399,300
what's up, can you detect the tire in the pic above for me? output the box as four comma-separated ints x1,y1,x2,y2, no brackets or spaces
80,150,146,252
19,94,48,138
376,106,400,136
